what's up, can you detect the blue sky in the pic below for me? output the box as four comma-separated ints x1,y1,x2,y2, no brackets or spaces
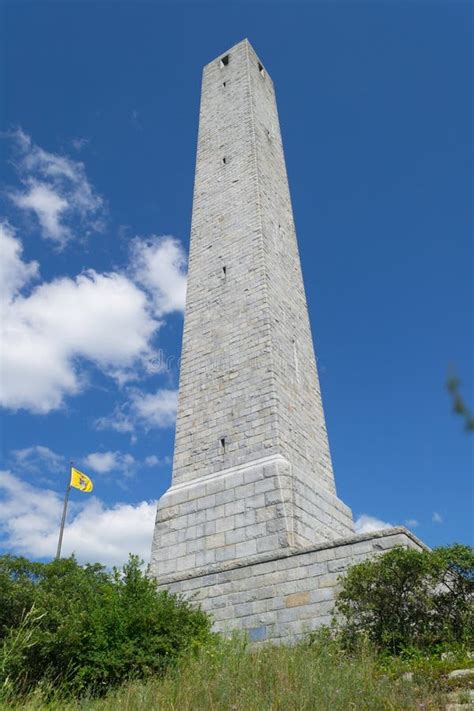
0,0,472,566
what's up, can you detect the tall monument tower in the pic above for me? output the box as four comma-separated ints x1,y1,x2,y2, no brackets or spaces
150,40,423,641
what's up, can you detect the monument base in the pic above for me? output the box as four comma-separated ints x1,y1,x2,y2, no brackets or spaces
153,527,427,643
150,455,355,580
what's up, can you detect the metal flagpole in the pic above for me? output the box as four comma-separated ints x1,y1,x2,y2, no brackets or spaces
56,463,72,560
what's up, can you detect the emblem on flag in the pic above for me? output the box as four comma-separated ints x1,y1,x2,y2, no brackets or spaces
70,467,93,493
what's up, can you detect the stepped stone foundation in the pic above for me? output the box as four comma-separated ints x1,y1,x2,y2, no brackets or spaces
155,527,426,643
151,454,354,579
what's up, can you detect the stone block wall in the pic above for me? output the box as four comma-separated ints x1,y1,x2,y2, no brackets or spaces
169,38,342,496
150,43,429,639
156,528,426,643
150,40,355,582
150,454,354,579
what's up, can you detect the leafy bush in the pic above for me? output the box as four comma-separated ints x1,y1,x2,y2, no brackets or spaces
335,544,474,653
0,554,212,698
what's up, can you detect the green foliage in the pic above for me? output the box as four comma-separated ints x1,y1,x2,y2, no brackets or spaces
1,546,472,707
335,544,474,653
447,371,474,431
0,635,446,710
0,554,212,699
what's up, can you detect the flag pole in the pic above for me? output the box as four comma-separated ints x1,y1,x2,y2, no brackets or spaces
56,463,72,560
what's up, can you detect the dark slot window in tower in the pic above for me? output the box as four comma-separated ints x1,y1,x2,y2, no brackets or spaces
222,81,227,87
222,156,227,164
222,266,227,277
220,437,226,453
220,55,229,68
258,62,265,77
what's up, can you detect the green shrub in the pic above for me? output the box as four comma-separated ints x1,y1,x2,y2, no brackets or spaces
0,554,212,699
334,544,474,653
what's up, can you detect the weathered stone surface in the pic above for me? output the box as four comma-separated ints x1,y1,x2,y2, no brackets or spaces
285,592,311,608
148,39,428,642
150,39,354,583
448,670,474,679
152,528,426,643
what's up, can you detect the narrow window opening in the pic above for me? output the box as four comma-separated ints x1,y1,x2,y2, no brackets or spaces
220,55,229,68
222,81,227,87
222,266,227,276
258,62,265,77
222,156,227,164
220,437,226,452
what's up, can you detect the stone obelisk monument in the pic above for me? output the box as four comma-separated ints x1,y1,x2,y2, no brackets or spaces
150,39,424,642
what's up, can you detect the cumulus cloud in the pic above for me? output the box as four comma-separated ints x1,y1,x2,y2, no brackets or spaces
432,512,443,524
13,183,68,242
8,445,166,486
1,132,188,416
131,236,187,316
7,129,104,246
83,451,135,476
354,514,393,534
0,221,39,302
0,470,156,567
0,239,159,412
84,451,122,474
95,388,178,433
405,518,419,528
130,388,178,428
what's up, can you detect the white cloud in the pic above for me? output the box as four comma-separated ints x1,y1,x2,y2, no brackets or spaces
131,236,187,316
0,221,39,302
354,514,393,534
432,511,443,524
143,454,171,467
405,518,419,528
144,455,160,467
95,388,178,433
83,451,120,474
8,445,164,483
1,134,188,416
0,225,159,413
7,129,104,246
94,405,134,434
12,182,69,242
130,388,178,428
0,470,156,567
83,451,135,476
11,445,65,474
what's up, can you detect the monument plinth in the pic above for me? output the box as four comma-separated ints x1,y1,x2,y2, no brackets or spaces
150,40,425,643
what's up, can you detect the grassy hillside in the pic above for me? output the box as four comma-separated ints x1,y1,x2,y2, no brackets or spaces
1,546,472,709
3,636,473,710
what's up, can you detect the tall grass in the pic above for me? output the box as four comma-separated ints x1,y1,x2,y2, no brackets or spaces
1,635,445,710
0,606,46,701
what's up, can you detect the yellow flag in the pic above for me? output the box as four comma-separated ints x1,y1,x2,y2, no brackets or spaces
70,467,93,493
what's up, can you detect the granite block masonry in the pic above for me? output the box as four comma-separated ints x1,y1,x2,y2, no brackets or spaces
149,39,426,642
